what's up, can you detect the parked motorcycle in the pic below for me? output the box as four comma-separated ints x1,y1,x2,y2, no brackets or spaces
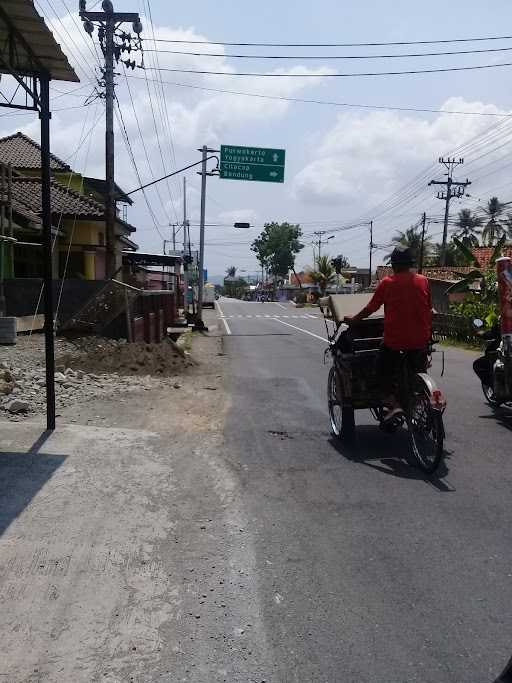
473,318,512,407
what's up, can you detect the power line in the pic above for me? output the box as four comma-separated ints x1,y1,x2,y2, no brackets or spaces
142,60,512,78
143,34,512,48
123,74,512,118
146,45,512,60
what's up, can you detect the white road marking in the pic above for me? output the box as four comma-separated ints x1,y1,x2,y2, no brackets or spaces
273,317,327,342
256,315,262,318
307,314,318,319
215,301,231,335
274,302,287,310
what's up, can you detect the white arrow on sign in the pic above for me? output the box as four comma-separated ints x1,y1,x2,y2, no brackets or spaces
269,171,278,178
272,153,279,163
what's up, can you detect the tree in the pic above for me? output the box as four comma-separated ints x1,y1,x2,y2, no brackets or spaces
251,222,304,284
429,240,467,267
332,254,350,273
386,226,432,264
446,235,506,308
308,255,337,296
479,196,507,246
226,265,237,278
454,208,482,248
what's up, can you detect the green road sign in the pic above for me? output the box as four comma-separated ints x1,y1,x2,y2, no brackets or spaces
220,145,285,183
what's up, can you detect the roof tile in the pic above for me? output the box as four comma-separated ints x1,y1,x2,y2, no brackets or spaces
0,132,70,171
11,176,105,218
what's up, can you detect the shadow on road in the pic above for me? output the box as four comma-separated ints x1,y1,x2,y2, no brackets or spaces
329,425,454,492
0,431,66,537
479,406,512,433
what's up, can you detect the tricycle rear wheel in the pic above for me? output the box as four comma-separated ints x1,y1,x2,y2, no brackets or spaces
328,365,355,439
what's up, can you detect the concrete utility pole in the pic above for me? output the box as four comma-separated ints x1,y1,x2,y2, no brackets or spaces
182,176,189,318
419,212,427,274
313,231,334,266
79,1,142,278
195,145,218,330
429,158,470,266
368,220,374,288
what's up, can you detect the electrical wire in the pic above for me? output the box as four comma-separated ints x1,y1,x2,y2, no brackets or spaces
114,98,165,241
143,34,512,48
146,45,512,60
143,60,512,77
124,74,512,118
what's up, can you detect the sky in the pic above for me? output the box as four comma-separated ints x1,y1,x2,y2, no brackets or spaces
3,0,512,277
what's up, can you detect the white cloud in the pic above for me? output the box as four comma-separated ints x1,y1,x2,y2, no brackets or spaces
293,97,510,213
217,208,259,225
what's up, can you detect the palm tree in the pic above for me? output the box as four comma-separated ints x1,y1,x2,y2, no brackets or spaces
454,208,482,248
447,235,506,304
429,240,467,267
226,265,237,278
386,226,432,264
505,214,512,243
479,197,508,245
308,255,337,296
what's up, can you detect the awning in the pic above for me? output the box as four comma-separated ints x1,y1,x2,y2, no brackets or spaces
122,251,182,267
0,0,79,82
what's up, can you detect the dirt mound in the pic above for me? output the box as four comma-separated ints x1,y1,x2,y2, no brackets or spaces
59,337,194,377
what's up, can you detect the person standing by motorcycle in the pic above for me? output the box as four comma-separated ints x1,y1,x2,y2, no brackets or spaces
346,245,433,420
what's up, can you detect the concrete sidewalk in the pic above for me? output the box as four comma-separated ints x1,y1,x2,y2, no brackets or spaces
0,331,270,682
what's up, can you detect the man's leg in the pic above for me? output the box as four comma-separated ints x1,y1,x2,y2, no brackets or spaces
377,345,401,412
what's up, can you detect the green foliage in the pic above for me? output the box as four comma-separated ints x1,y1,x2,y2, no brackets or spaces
331,254,350,273
251,222,304,280
386,225,432,264
308,254,337,295
449,295,499,327
428,240,467,267
454,208,482,248
479,196,508,245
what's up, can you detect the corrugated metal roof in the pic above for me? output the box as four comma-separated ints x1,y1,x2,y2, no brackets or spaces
0,0,79,83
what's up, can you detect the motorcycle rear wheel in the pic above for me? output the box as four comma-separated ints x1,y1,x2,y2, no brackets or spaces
481,381,500,407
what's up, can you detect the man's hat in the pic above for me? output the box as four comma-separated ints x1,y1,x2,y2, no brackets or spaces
390,245,416,266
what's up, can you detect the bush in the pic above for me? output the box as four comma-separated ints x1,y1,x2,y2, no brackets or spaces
449,295,498,327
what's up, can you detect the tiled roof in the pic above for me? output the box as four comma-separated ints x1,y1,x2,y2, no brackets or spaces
0,191,41,225
11,176,105,218
472,246,512,270
0,132,70,171
376,265,473,282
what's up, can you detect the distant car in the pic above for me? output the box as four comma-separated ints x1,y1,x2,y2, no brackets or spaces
203,286,216,308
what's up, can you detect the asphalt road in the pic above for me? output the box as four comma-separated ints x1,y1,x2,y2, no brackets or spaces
217,296,512,683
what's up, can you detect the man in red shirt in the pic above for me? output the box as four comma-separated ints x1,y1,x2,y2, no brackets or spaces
349,246,432,419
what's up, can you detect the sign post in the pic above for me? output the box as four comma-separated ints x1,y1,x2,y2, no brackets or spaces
220,145,285,183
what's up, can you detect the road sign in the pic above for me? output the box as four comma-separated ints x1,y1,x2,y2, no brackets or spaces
220,145,285,183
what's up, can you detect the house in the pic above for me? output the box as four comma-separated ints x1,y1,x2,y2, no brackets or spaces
0,132,137,280
472,246,512,270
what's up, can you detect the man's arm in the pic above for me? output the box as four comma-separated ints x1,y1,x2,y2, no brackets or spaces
348,281,386,321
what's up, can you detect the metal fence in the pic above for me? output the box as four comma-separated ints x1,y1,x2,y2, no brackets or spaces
432,313,477,342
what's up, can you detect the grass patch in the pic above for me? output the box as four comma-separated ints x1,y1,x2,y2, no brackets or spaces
177,329,193,353
438,337,483,352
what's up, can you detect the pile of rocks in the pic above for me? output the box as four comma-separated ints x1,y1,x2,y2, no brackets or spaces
0,333,193,419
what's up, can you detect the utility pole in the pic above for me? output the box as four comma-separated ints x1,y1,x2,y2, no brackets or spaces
196,145,218,330
368,220,374,288
428,157,470,266
312,231,334,267
419,212,427,274
79,1,142,278
182,176,189,319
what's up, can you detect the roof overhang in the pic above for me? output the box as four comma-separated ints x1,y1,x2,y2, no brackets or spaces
0,0,79,83
122,251,182,267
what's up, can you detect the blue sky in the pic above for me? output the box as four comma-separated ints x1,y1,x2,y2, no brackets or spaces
3,0,512,276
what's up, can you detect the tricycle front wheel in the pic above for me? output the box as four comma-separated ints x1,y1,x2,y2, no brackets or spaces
328,366,355,439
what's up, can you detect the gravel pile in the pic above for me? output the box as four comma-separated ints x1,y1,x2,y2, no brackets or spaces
0,333,193,419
